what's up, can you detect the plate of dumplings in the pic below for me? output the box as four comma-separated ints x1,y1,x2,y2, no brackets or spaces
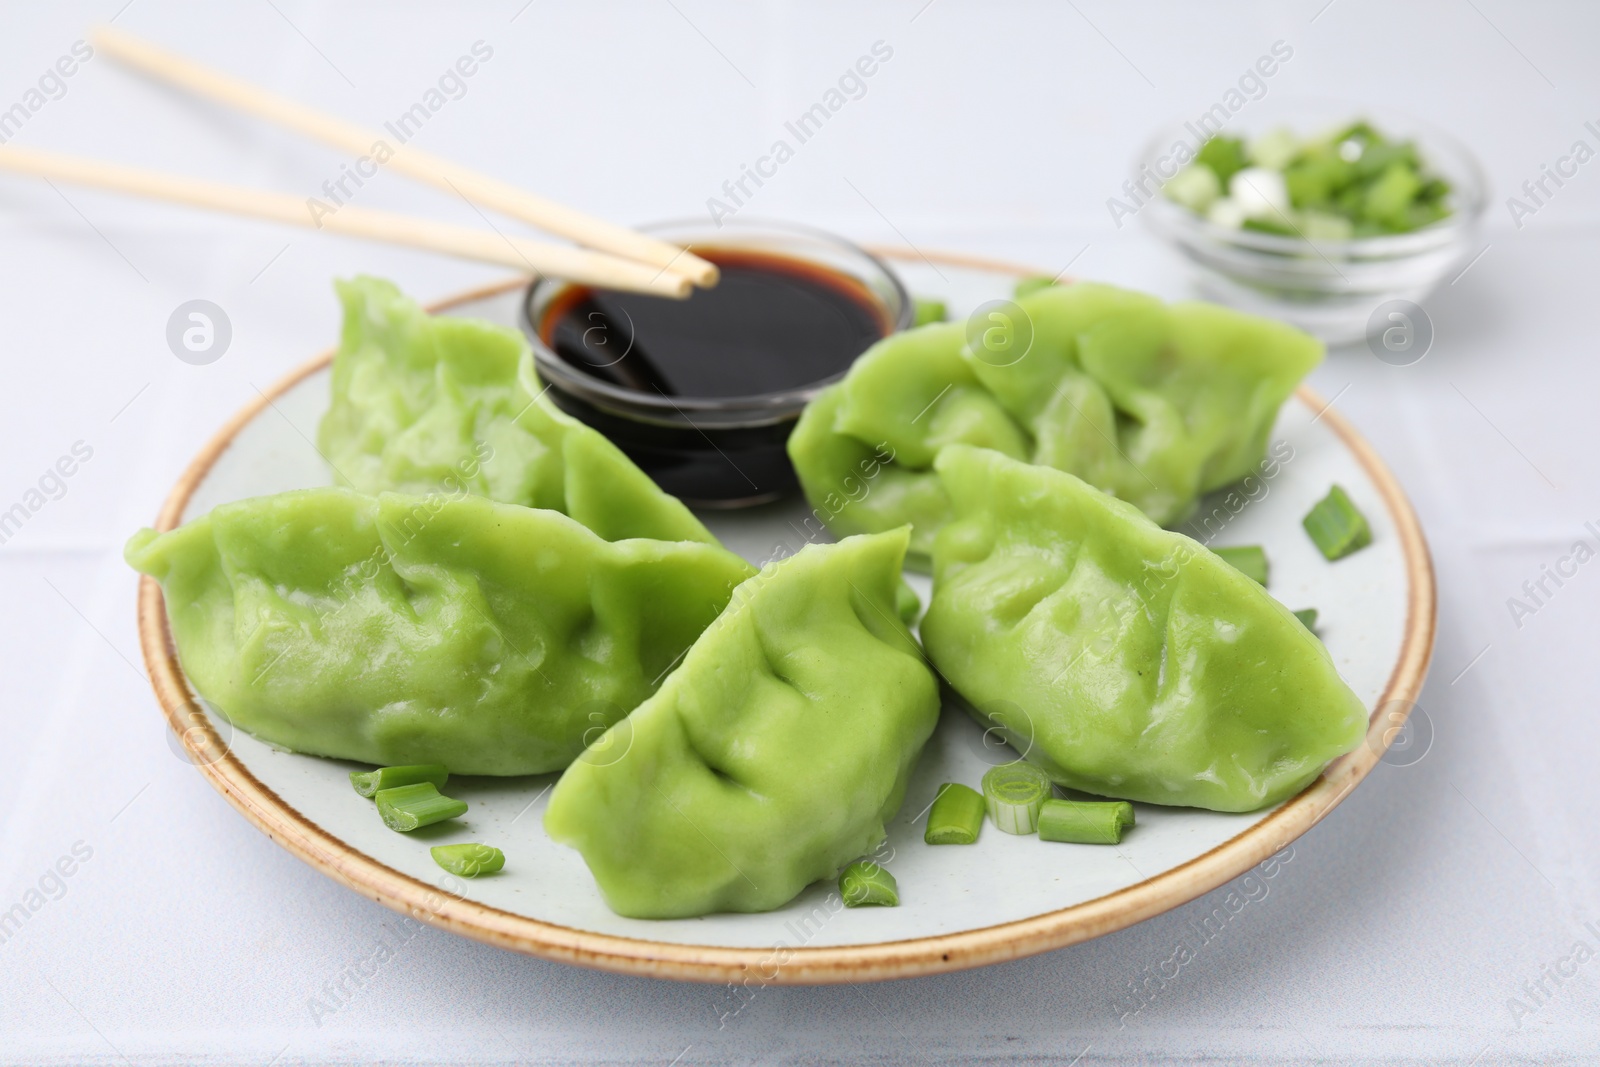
131,250,1434,984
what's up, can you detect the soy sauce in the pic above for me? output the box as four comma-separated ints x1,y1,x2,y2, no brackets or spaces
527,247,901,507
539,249,889,399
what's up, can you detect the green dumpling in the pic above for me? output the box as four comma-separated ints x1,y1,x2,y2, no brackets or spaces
787,282,1321,567
545,529,940,919
125,489,754,775
318,276,714,544
921,446,1367,812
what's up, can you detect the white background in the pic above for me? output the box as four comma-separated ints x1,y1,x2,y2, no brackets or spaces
1,1,1597,1064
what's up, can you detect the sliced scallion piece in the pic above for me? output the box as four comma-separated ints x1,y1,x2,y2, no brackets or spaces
839,860,898,907
913,297,948,326
1293,608,1319,631
1213,545,1269,586
1038,799,1135,844
1303,485,1372,560
982,762,1052,835
430,843,505,877
924,783,985,845
1163,162,1221,212
1013,275,1057,298
350,764,448,798
374,783,467,832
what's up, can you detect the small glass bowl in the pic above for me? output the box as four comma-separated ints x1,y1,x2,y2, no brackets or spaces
1138,99,1487,344
522,218,911,508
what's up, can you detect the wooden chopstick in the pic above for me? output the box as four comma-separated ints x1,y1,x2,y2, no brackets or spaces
89,24,718,289
0,144,691,297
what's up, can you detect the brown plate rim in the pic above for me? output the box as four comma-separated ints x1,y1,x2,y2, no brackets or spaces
133,250,1437,985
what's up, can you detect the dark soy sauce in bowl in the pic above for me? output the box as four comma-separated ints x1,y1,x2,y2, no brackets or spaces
523,221,911,506
543,250,886,400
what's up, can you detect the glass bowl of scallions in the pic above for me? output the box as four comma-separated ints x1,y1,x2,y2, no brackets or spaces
1137,101,1486,343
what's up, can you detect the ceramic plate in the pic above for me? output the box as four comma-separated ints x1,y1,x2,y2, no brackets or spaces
134,250,1435,984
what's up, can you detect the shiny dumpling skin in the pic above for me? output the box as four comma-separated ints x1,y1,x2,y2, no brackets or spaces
317,275,715,544
125,489,755,775
544,529,941,919
787,282,1322,567
920,446,1368,813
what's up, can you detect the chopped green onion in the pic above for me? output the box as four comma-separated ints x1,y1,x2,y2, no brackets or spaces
1014,275,1057,298
1195,135,1248,186
1300,210,1354,242
1241,215,1298,237
1363,161,1423,229
430,843,505,877
375,783,467,832
924,783,985,845
1293,608,1319,631
1207,197,1247,229
1213,545,1269,586
912,297,947,326
895,580,921,624
350,764,448,798
1038,799,1135,845
982,762,1052,835
1303,484,1372,560
1246,127,1299,171
839,860,898,907
1163,163,1221,212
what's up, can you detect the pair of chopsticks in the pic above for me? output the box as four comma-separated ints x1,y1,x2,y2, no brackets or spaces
0,26,716,298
